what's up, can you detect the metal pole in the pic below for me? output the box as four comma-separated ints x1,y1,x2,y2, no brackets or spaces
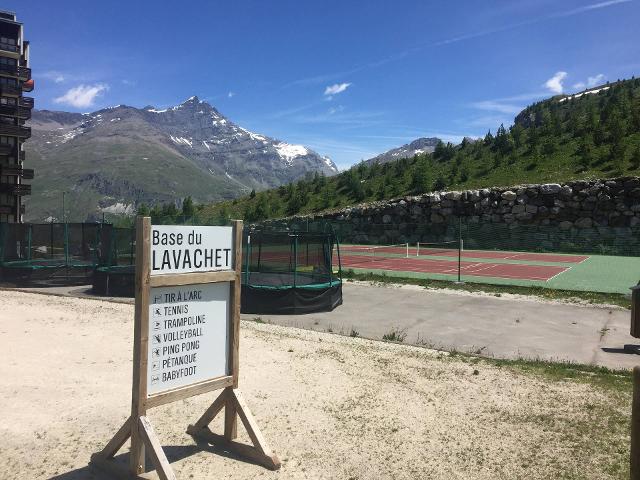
64,222,69,266
244,234,251,284
457,217,463,284
62,192,65,223
293,235,298,288
631,366,640,480
27,224,32,261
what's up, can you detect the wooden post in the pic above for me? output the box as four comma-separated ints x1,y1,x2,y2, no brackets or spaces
225,220,243,440
632,366,640,480
130,216,151,475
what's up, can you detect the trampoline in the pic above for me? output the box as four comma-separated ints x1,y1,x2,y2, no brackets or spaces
242,230,343,314
0,222,110,286
92,226,136,297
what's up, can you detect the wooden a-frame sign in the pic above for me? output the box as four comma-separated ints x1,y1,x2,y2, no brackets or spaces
90,217,280,479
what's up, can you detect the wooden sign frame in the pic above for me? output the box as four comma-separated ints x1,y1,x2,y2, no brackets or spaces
90,217,280,479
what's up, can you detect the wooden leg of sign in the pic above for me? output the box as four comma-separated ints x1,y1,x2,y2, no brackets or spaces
89,417,136,478
224,396,238,440
90,416,132,463
90,416,177,480
138,416,177,480
187,387,281,470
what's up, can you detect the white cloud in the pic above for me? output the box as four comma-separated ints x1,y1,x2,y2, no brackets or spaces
53,84,109,108
328,105,344,115
228,91,235,98
572,73,606,90
470,100,522,115
544,71,567,94
554,0,631,18
324,82,351,96
42,71,66,83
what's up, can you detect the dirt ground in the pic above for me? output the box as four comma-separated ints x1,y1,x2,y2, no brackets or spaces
0,291,632,479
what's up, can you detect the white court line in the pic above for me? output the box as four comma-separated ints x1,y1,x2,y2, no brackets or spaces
545,266,571,282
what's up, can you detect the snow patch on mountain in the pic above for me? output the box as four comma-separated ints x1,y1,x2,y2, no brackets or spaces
274,142,309,165
559,86,610,103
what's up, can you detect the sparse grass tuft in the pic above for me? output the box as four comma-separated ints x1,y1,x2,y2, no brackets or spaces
382,327,407,343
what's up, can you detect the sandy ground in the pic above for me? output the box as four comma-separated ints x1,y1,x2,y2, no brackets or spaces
0,291,631,479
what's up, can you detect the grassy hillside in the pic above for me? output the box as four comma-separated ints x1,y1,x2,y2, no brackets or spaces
165,78,640,223
24,137,238,222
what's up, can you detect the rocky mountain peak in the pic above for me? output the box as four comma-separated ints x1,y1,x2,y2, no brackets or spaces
364,136,442,166
26,98,338,221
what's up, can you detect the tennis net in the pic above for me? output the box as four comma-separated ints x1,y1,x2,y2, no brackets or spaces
416,240,460,257
339,243,410,259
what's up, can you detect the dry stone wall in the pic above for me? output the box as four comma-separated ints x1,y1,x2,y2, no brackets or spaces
271,177,640,254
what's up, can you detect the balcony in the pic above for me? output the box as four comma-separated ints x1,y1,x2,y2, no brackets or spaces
22,78,33,92
0,166,33,179
0,103,31,119
19,96,33,109
0,182,31,195
0,64,30,80
0,123,30,138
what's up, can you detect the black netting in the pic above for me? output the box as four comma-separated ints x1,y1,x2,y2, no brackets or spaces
0,223,113,286
243,231,340,289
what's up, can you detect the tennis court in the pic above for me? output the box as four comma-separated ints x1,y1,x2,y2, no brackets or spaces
336,242,640,294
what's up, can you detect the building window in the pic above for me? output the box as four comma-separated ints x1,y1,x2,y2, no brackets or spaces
0,96,16,105
0,36,17,51
0,56,16,66
0,76,18,87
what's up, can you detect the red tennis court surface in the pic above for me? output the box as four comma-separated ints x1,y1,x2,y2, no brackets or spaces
340,245,588,264
339,254,570,281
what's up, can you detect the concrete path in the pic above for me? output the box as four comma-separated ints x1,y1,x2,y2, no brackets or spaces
242,282,639,370
12,282,640,369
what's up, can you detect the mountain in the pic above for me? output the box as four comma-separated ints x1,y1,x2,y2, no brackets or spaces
197,77,640,223
24,96,337,221
364,137,441,165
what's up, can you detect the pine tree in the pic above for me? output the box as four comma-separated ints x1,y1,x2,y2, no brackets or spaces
137,203,150,216
181,196,195,219
631,146,640,170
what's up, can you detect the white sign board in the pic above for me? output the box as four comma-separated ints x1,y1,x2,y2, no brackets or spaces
151,225,233,275
147,282,230,395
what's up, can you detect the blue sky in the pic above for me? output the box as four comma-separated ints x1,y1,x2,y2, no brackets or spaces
9,0,640,168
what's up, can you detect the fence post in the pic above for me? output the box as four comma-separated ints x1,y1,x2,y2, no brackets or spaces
457,217,463,284
293,235,298,288
631,366,640,480
27,224,32,261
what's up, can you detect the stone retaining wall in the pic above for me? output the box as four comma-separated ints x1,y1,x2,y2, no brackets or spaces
268,177,640,254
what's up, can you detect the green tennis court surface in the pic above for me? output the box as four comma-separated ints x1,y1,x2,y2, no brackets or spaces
337,243,640,294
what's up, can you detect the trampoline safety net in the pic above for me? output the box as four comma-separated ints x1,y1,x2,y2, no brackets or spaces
0,223,111,286
92,226,136,297
242,231,342,314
